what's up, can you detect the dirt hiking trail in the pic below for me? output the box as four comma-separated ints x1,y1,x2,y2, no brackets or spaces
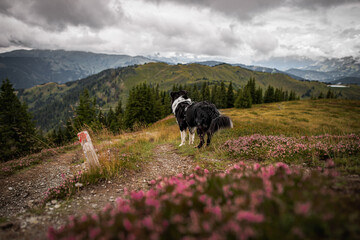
0,144,194,240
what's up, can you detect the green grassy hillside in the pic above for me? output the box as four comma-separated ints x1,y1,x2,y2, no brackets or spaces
17,63,360,130
150,99,360,174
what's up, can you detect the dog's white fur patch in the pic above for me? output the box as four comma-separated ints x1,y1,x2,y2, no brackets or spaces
172,96,192,146
172,97,192,114
179,130,186,146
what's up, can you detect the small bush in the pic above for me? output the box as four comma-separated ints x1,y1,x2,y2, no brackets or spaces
43,171,83,204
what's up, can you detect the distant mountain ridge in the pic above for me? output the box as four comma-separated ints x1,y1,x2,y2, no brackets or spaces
1,49,359,89
0,49,155,89
191,56,360,83
285,56,360,82
194,61,305,80
330,77,360,86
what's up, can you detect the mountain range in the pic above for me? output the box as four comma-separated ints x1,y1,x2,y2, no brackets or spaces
0,49,153,89
194,61,305,81
285,56,360,82
1,49,360,89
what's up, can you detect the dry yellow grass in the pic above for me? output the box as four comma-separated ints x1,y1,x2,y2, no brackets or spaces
221,99,360,137
83,99,360,175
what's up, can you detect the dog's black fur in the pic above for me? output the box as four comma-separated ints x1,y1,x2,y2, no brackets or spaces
171,90,233,148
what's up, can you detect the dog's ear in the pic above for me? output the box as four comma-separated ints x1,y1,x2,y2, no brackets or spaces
180,90,188,97
170,91,175,98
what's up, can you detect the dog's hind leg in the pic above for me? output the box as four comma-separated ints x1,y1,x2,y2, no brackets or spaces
196,127,205,148
179,130,187,146
189,127,196,145
206,131,212,146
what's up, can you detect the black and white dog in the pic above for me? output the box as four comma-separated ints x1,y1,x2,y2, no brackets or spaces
171,90,233,148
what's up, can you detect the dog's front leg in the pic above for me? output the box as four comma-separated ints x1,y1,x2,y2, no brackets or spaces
179,130,187,146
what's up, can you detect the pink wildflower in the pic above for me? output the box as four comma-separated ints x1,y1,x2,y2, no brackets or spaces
236,211,264,223
210,206,222,220
253,163,261,171
142,216,154,229
131,190,144,200
47,227,56,240
295,202,311,216
123,219,132,231
145,197,160,208
81,215,87,222
89,227,101,239
326,159,335,168
91,214,99,221
223,185,233,197
172,214,183,223
199,194,207,203
276,162,291,174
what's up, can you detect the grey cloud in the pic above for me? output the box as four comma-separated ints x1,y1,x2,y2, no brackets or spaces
289,0,360,9
0,0,11,13
249,32,279,55
146,0,360,20
148,0,284,20
8,38,36,49
341,28,360,39
0,0,123,30
219,27,242,47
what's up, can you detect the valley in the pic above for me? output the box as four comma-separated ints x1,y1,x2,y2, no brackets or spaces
16,62,360,131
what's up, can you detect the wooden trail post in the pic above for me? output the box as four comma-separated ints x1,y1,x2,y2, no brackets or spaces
77,131,100,169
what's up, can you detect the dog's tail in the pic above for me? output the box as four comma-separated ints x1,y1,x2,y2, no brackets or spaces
209,115,233,135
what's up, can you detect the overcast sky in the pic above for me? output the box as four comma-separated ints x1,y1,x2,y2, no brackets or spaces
0,0,359,65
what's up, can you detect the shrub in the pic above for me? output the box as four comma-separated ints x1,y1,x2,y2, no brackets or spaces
43,171,83,204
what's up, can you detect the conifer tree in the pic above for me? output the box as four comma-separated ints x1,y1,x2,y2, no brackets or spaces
210,85,217,105
160,91,171,117
318,92,324,99
74,89,96,129
54,127,65,146
124,83,163,129
264,85,275,103
326,89,335,99
255,87,263,104
98,110,106,126
191,85,200,102
274,88,283,102
289,90,297,101
201,82,210,101
65,119,75,142
217,81,227,108
284,91,289,101
106,107,117,133
235,87,252,108
0,79,37,161
234,89,243,108
246,77,256,103
226,81,235,108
